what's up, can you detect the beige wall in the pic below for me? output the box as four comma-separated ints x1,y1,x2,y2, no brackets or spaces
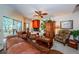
26,19,32,31
53,11,79,34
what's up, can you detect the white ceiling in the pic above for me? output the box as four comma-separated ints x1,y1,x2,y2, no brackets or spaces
8,4,77,19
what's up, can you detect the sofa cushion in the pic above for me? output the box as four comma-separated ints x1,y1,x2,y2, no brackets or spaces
7,42,41,54
7,37,25,49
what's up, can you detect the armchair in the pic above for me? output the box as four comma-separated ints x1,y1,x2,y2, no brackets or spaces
55,29,71,45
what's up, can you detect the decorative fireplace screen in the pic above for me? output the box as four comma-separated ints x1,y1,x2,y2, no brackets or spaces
32,20,40,31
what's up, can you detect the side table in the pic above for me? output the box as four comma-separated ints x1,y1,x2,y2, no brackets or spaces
68,39,78,50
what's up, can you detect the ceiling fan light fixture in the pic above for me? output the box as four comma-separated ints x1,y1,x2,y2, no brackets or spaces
33,10,48,18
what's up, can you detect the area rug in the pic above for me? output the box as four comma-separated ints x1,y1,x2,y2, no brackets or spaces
28,39,63,54
48,49,63,54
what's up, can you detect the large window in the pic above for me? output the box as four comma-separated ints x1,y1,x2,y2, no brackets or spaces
3,16,22,37
13,20,22,35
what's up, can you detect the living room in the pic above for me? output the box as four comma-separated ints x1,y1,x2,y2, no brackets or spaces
0,4,79,54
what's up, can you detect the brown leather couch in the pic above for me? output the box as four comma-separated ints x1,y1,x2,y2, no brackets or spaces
6,31,51,54
6,35,49,54
6,35,42,54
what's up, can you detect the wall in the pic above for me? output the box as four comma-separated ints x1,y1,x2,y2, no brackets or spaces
26,19,32,32
53,11,79,34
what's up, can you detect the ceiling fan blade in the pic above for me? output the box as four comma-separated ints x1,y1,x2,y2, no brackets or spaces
35,11,39,14
39,11,42,13
42,13,48,15
41,16,43,18
34,10,48,18
33,15,38,17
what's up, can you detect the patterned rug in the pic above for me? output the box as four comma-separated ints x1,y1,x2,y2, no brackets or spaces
48,49,63,54
28,39,63,54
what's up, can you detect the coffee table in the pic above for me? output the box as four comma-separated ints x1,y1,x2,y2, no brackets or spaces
35,36,53,48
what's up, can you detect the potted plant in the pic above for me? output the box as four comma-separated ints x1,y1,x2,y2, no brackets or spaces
41,20,47,30
71,30,79,40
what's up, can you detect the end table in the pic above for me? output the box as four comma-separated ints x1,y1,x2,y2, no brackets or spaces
68,39,78,50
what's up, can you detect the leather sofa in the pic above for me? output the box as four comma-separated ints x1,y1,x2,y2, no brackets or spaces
6,35,50,54
6,31,50,54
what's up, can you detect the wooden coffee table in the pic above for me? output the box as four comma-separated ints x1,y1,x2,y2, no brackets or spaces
35,36,52,49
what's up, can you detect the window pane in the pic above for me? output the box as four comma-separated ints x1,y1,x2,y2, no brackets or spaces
3,17,13,37
3,16,22,37
18,22,22,31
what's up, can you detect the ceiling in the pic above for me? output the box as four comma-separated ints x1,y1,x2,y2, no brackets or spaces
8,4,77,19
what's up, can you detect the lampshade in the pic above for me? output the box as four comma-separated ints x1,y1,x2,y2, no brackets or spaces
32,20,40,28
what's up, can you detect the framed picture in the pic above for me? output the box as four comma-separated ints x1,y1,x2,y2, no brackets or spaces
60,20,73,29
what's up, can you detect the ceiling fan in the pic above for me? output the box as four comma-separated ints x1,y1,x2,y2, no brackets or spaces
73,4,79,13
33,10,48,18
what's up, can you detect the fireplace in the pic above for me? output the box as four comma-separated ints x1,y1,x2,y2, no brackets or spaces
32,20,40,31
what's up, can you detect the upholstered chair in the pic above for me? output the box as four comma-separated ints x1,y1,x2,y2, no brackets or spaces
16,31,27,39
55,29,71,45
